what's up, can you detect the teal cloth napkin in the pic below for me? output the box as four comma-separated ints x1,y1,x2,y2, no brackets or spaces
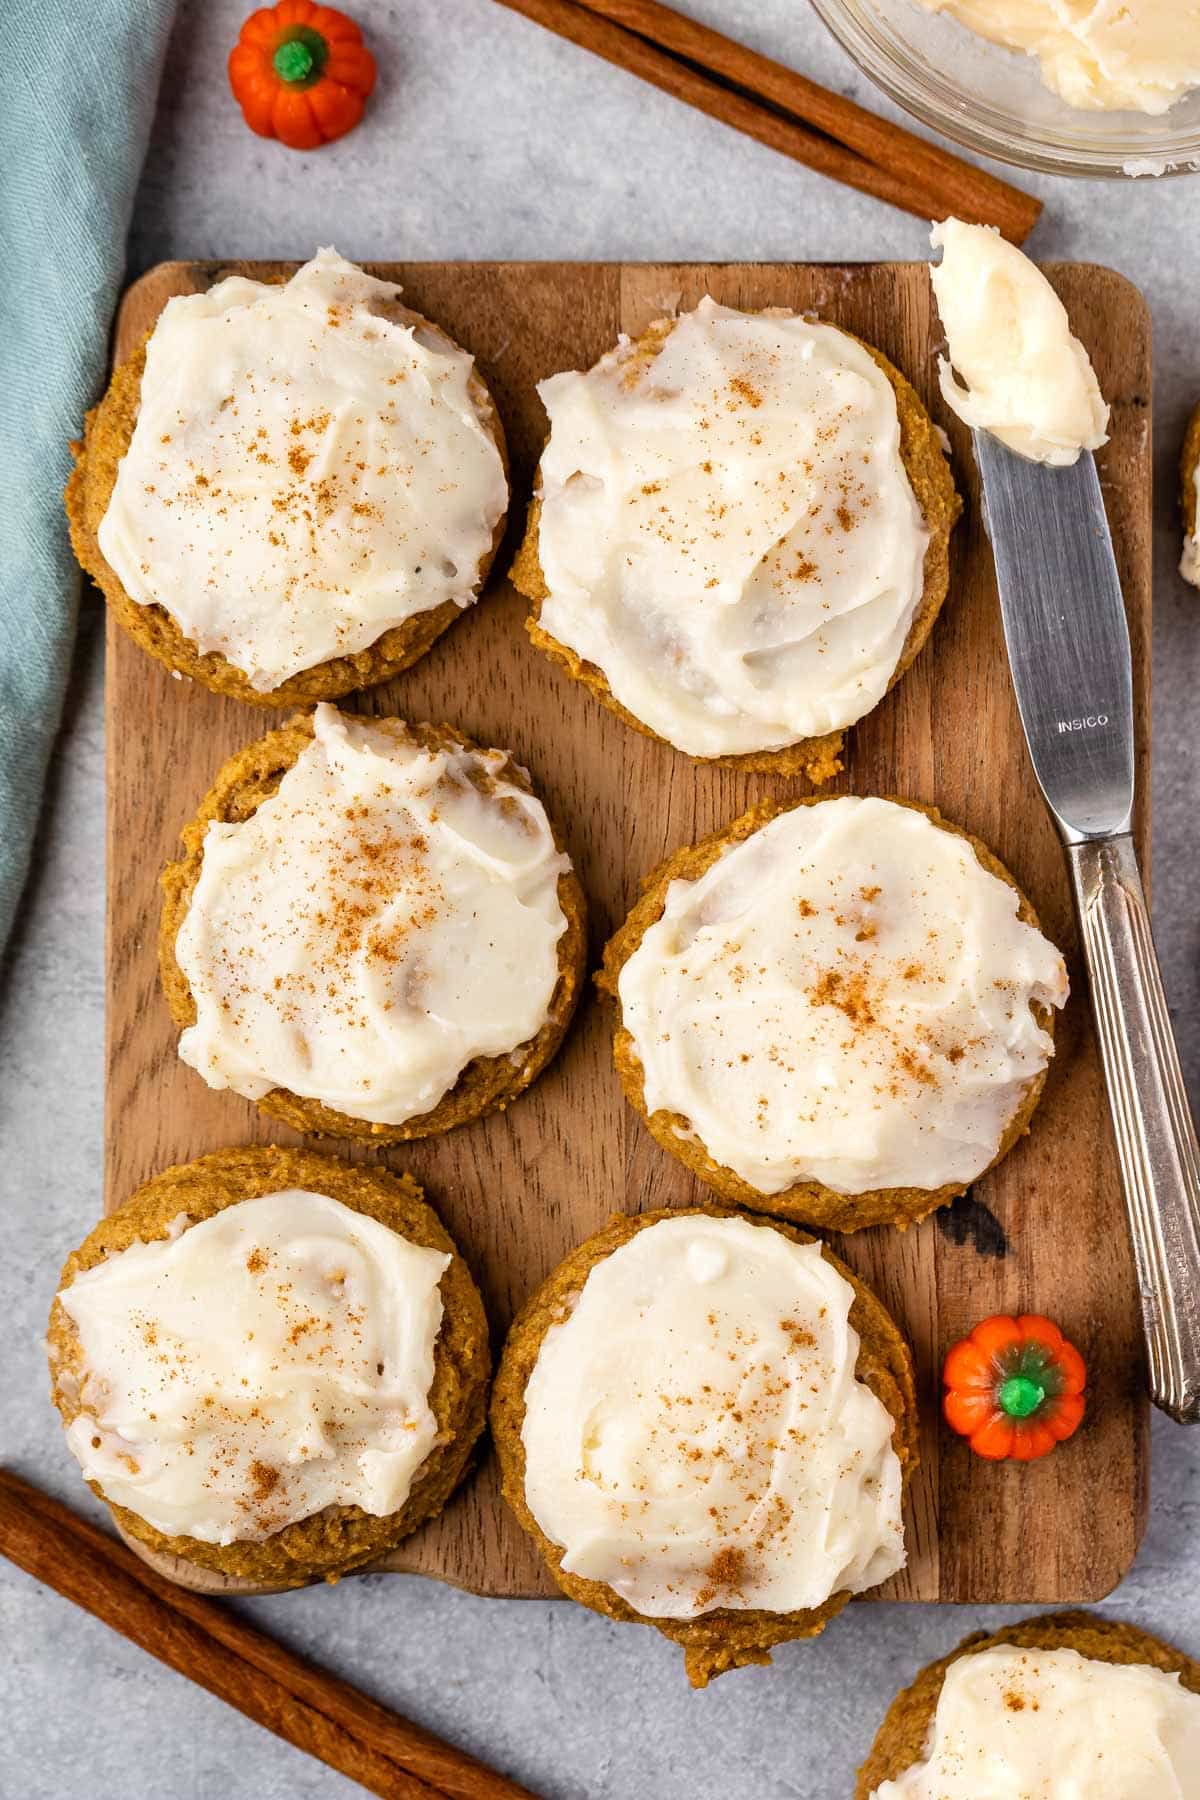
1,0,177,954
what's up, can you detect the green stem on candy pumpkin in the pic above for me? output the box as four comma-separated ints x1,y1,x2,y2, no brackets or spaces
272,27,329,87
998,1373,1046,1419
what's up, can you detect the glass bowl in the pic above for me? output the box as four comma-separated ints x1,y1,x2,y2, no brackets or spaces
808,0,1200,178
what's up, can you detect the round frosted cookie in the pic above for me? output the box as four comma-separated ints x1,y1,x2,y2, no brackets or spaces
159,704,588,1141
1180,402,1200,588
66,248,509,705
857,1611,1200,1798
47,1145,491,1586
599,794,1067,1234
511,298,960,780
492,1206,918,1688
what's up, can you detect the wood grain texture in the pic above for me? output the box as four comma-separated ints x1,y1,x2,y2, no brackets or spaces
104,259,1151,1607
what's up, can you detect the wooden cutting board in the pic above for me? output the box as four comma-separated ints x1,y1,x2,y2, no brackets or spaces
105,259,1151,1605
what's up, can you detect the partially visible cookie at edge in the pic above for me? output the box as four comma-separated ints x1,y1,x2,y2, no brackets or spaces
856,1610,1200,1798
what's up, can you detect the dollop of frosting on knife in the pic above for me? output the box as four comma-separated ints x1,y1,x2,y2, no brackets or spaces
929,218,1110,468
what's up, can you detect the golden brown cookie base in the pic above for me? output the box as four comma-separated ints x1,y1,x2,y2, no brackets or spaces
66,294,509,705
511,314,961,781
491,1205,918,1688
598,794,1056,1234
159,710,588,1142
1179,401,1200,587
855,1610,1200,1798
47,1146,491,1586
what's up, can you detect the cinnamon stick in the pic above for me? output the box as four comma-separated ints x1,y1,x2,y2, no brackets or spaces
493,0,1041,243
0,1471,537,1800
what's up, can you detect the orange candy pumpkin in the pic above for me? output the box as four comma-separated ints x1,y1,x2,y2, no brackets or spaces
943,1313,1086,1462
228,2,376,151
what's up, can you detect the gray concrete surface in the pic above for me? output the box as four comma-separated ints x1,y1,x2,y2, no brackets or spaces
3,2,1199,1795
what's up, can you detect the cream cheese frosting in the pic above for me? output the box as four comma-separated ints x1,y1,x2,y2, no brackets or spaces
98,248,508,690
532,298,931,758
617,797,1068,1198
57,1190,450,1545
871,1644,1200,1798
520,1214,905,1619
1182,462,1200,588
912,1,1200,115
930,220,1109,468
175,704,570,1125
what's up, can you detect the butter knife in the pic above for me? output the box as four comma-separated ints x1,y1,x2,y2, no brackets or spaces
974,430,1200,1424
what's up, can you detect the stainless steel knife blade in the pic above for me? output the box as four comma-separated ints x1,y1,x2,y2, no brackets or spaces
974,425,1200,1424
973,430,1133,843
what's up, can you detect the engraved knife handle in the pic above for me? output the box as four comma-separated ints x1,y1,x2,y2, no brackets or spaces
1066,834,1200,1423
